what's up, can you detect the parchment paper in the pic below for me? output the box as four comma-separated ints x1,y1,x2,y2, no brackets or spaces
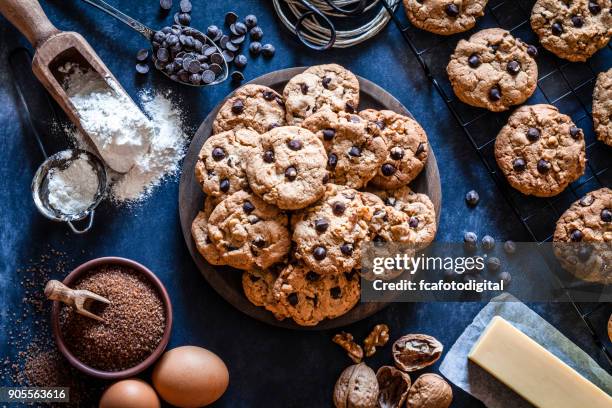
439,293,612,408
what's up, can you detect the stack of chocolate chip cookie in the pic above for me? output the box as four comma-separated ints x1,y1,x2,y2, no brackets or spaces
191,64,438,326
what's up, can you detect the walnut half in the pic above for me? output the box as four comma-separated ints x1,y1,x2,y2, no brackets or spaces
392,334,443,372
364,324,390,357
376,365,411,408
406,373,452,408
333,332,364,363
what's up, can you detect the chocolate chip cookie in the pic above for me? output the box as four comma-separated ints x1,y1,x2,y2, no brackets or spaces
531,0,612,62
242,267,289,320
301,110,387,189
359,109,429,189
495,104,586,197
593,68,612,146
207,190,291,270
213,84,287,134
246,126,328,210
368,186,438,248
195,128,260,198
403,0,488,35
273,263,360,326
553,188,611,284
283,64,360,125
191,196,224,265
292,184,373,275
447,28,539,112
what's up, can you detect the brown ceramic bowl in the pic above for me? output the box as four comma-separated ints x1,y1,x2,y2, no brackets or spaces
50,257,173,380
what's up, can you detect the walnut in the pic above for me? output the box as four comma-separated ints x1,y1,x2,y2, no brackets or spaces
376,365,411,408
392,334,443,372
333,363,379,408
333,332,364,363
405,373,452,408
364,324,390,357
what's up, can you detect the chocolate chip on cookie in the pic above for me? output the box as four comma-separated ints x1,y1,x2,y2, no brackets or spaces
195,128,260,198
302,110,387,189
593,68,612,146
531,0,612,62
292,185,374,275
213,84,286,134
447,28,538,112
359,109,429,189
553,188,612,284
283,64,360,125
207,190,291,270
494,104,586,197
403,0,488,35
246,126,328,210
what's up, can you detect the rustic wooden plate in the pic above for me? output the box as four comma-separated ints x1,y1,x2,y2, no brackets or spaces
179,67,441,330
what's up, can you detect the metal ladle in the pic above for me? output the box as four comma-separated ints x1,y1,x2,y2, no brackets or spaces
81,0,228,87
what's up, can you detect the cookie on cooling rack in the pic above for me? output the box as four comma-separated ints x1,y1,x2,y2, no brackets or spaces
403,0,488,35
593,68,612,146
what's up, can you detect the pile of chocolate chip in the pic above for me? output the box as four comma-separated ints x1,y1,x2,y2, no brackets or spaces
136,1,276,86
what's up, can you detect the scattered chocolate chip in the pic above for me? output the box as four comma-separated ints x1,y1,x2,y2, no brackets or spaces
468,53,481,68
552,21,563,35
136,49,149,61
232,99,245,114
250,26,264,41
313,246,327,260
243,200,255,213
570,229,583,242
219,178,230,192
233,54,247,69
408,217,419,228
340,244,354,256
288,139,303,150
222,50,235,63
464,231,478,251
390,147,404,160
230,70,244,83
315,218,329,233
332,202,346,216
233,22,248,35
225,12,238,26
381,163,396,176
179,0,192,12
285,166,297,181
569,126,581,139
330,286,342,299
328,153,338,168
348,146,362,157
588,1,601,14
159,0,172,10
249,41,262,55
601,208,611,222
571,15,584,27
482,235,495,251
322,77,331,89
176,12,191,26
287,293,299,306
499,271,512,285
527,44,538,57
212,147,225,161
537,159,551,173
487,257,501,272
445,3,460,17
135,63,149,74
261,43,275,58
465,190,480,207
506,60,521,75
323,129,335,141
489,86,502,101
513,158,526,171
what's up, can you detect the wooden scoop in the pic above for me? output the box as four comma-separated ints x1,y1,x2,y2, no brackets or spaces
44,279,110,322
0,0,138,173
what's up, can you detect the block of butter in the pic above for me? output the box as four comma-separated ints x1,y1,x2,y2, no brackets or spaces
468,316,612,408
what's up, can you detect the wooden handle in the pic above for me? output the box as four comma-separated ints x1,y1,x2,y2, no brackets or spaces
44,279,76,307
0,0,60,47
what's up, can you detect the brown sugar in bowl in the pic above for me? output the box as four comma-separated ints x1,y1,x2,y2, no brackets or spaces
50,257,173,380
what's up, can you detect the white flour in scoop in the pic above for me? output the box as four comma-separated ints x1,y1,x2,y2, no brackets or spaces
60,65,189,204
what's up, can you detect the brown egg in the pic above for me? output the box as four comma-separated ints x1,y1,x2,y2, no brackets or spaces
152,346,229,408
99,378,160,408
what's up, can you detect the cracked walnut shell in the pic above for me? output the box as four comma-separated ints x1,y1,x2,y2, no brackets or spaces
376,365,411,408
333,363,379,408
392,334,443,372
406,373,452,408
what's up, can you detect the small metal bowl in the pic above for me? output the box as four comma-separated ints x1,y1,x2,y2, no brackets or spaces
31,149,107,233
50,257,173,380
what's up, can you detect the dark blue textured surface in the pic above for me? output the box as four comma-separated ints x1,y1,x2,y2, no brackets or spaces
0,1,609,407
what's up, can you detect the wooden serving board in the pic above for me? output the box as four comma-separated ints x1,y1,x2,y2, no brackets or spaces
179,67,441,330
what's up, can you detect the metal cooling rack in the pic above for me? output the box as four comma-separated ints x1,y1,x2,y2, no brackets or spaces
380,0,612,366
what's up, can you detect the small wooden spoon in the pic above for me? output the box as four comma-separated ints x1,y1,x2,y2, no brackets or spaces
0,0,139,173
44,280,110,322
